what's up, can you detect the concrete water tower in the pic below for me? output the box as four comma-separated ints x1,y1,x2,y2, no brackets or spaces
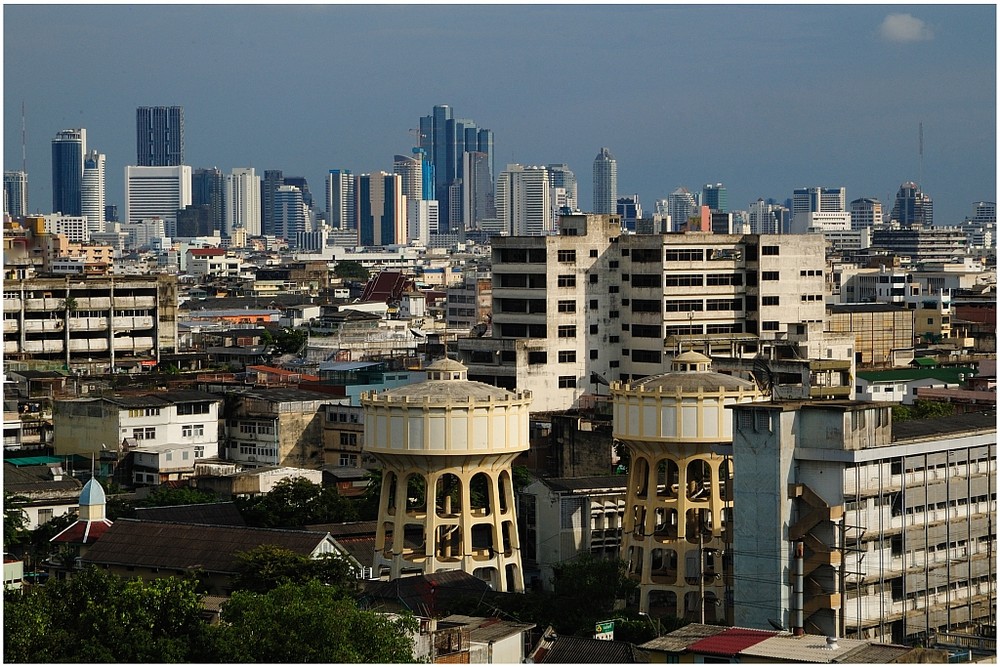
361,358,532,592
611,351,761,621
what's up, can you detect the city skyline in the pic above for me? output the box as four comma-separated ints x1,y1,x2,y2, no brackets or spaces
4,4,995,226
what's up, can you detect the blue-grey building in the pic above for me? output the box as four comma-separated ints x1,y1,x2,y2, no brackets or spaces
136,106,183,167
51,128,85,216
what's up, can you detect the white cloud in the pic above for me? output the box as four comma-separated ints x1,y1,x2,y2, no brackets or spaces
880,13,933,42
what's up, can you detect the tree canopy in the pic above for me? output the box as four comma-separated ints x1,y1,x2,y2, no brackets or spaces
236,477,359,528
891,399,956,422
230,544,359,595
211,580,416,663
333,260,369,282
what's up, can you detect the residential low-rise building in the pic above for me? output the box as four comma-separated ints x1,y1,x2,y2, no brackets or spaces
222,388,328,469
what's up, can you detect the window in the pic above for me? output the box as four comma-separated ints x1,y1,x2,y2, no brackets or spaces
38,508,53,524
132,427,156,440
609,260,619,269
340,453,358,467
761,296,780,306
181,424,205,438
762,245,780,256
340,432,358,446
589,249,599,258
558,376,577,389
665,249,704,262
631,299,662,313
663,274,702,287
557,249,576,262
589,324,598,334
631,349,662,364
589,274,598,284
705,298,741,311
706,273,742,286
176,402,210,415
558,325,576,338
762,321,780,331
609,310,619,318
609,336,619,343
590,349,599,360
664,300,703,312
589,299,598,309
557,274,576,288
608,285,619,293
558,300,577,313
128,407,161,418
194,446,205,458
528,351,547,364
631,324,662,338
762,271,779,281
558,350,577,363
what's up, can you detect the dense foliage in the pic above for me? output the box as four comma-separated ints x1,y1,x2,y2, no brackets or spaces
333,260,369,282
891,399,956,422
236,477,360,527
231,544,359,595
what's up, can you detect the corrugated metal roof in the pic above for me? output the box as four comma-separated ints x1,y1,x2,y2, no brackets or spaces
540,635,646,663
687,627,776,656
738,634,867,663
834,642,914,663
440,615,535,643
640,623,729,653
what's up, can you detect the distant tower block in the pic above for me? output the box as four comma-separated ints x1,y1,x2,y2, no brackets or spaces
611,352,761,621
362,359,531,592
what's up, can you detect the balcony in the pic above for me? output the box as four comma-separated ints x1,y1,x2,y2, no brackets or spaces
73,296,111,310
23,298,62,311
68,339,109,353
3,320,19,334
112,316,154,330
113,296,156,309
4,298,21,311
21,340,63,354
68,317,109,332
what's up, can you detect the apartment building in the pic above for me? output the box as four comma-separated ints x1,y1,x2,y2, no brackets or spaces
222,388,328,469
458,217,830,412
3,274,178,374
52,390,222,461
732,402,995,644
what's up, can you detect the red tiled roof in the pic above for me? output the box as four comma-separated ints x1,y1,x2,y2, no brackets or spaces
51,519,114,545
188,248,226,257
687,627,777,656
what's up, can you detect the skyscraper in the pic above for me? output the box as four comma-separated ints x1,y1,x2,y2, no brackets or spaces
136,106,184,166
462,151,495,230
393,153,423,202
125,165,192,237
4,171,28,218
325,169,355,231
418,104,493,233
748,198,786,235
357,172,405,247
52,128,86,216
890,181,933,227
274,185,310,242
192,167,225,233
617,195,642,231
701,182,729,213
262,170,284,236
666,187,697,232
592,147,617,214
495,164,552,236
81,150,106,234
224,167,261,236
547,164,578,212
792,186,846,216
849,197,884,231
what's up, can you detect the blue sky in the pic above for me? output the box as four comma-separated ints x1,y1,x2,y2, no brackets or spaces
3,4,995,225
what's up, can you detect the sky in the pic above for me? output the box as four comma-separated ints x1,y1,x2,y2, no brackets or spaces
3,4,996,226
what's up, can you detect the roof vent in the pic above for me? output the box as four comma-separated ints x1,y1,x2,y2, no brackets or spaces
826,636,839,650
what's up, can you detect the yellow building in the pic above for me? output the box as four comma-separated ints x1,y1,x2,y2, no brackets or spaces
611,351,761,621
362,358,531,592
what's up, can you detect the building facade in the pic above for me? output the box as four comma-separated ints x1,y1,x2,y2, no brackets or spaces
732,403,995,644
592,147,617,215
326,169,355,231
224,167,261,237
495,164,553,236
3,274,178,374
136,106,183,166
4,170,29,219
52,128,86,216
81,150,106,234
125,165,192,237
357,172,405,247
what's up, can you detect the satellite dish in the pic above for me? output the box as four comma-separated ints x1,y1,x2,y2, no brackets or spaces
752,354,774,398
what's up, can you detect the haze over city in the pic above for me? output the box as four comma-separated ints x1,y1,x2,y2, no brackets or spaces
3,4,996,225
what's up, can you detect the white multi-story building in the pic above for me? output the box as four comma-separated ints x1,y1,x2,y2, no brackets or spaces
81,150,106,234
275,185,311,243
52,390,222,463
42,214,90,243
224,167,261,237
125,217,167,250
850,197,884,230
406,198,438,245
747,199,786,235
790,211,852,235
667,188,697,232
325,169,355,231
592,147,617,215
732,402,995,645
125,165,192,237
186,247,243,279
495,164,553,236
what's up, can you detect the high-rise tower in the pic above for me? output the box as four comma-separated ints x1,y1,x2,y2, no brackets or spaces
81,150,106,234
136,106,184,166
4,171,29,219
592,147,617,214
362,358,531,591
495,164,552,236
326,169,355,231
357,172,405,246
224,167,261,236
192,168,225,233
701,183,729,213
890,181,933,227
667,187,696,232
51,128,86,216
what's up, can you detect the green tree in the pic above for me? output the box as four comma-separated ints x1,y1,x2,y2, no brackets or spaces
892,399,956,422
209,580,416,663
4,566,205,663
273,328,308,354
237,477,359,528
333,260,369,282
3,493,29,550
231,545,358,595
552,555,637,616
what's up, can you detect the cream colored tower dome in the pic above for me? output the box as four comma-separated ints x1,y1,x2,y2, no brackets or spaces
362,358,532,592
611,355,761,619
